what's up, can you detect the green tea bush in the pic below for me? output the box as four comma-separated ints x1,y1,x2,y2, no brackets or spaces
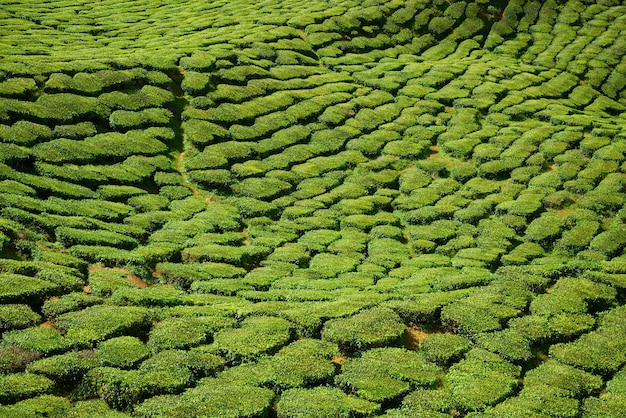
218,338,337,391
276,386,380,418
0,121,53,146
407,220,457,244
95,336,150,369
147,317,210,352
231,177,292,201
524,359,603,399
110,286,190,308
56,227,138,250
308,252,361,277
0,372,55,404
0,304,41,332
81,366,190,411
321,306,405,353
2,327,77,356
155,262,246,288
55,305,153,346
182,244,271,268
109,108,172,131
441,286,524,337
210,315,293,364
97,185,147,202
41,292,103,319
336,347,442,403
99,85,174,111
549,305,626,375
0,395,71,417
589,226,626,257
69,246,144,267
26,351,97,388
142,349,224,381
134,380,274,418
420,333,472,367
583,367,626,417
0,273,61,305
447,348,521,412
475,329,532,363
524,212,565,244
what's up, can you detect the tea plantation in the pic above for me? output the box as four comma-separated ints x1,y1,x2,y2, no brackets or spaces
1,0,625,416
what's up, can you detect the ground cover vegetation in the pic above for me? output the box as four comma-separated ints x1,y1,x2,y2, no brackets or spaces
0,0,625,416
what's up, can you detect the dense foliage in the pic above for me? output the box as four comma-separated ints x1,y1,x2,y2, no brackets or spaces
1,0,625,416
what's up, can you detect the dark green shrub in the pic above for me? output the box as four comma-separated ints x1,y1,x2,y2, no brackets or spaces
420,333,472,367
55,306,153,346
155,262,245,288
56,227,138,250
0,304,41,332
321,307,406,353
276,386,380,418
407,220,457,244
210,316,293,364
549,305,626,375
110,286,190,308
524,360,603,399
134,380,274,418
524,212,565,244
41,293,103,319
0,372,55,404
141,349,224,381
0,342,41,375
66,399,129,417
2,327,77,356
0,395,71,417
95,337,150,369
147,317,211,352
447,348,521,412
81,366,191,411
0,273,61,305
583,367,626,417
26,351,97,387
336,347,442,403
218,338,337,391
475,329,532,363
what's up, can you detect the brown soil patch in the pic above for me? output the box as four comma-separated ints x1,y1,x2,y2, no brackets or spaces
404,325,450,350
242,228,251,246
83,285,91,294
40,321,56,329
555,209,573,217
127,274,151,288
332,355,347,365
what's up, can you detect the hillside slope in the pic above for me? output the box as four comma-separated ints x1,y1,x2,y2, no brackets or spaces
1,1,625,416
